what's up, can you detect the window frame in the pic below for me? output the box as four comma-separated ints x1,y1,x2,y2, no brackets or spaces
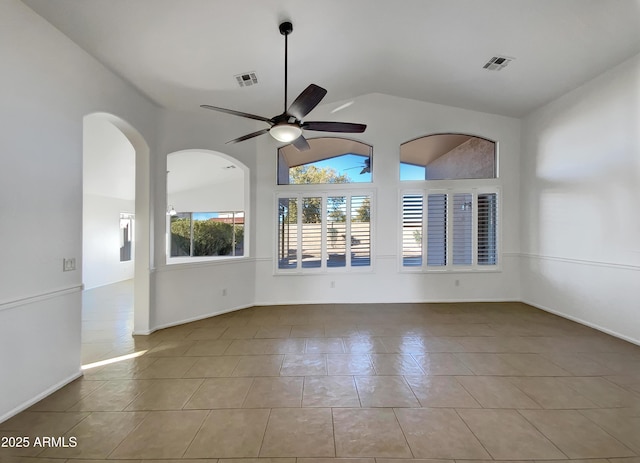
277,137,373,186
167,210,245,265
399,133,497,182
165,149,250,267
119,212,134,262
399,186,501,273
274,189,375,275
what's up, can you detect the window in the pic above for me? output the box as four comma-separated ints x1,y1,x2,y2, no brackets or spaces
278,138,372,185
119,213,134,262
170,211,244,257
167,150,248,263
277,193,372,272
400,134,496,181
401,189,499,270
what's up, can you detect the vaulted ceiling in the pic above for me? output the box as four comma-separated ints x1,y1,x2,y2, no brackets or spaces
23,0,640,118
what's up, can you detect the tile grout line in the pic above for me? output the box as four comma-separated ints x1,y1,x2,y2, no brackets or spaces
104,409,150,459
240,377,256,408
453,407,494,459
514,408,571,459
180,408,211,459
576,407,640,454
400,374,422,406
331,407,338,457
257,407,273,457
450,374,482,408
391,406,415,458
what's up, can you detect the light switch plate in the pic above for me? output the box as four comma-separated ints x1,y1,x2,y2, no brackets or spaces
63,257,76,272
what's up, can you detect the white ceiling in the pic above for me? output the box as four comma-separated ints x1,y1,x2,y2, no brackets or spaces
23,0,640,118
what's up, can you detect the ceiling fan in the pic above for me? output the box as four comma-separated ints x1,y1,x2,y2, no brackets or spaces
344,157,371,175
201,21,366,152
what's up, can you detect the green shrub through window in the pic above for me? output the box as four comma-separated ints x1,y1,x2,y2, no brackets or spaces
170,211,244,257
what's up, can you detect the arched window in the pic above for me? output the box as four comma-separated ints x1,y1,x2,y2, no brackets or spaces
275,137,373,273
167,150,248,263
400,134,496,181
400,134,499,271
278,137,372,185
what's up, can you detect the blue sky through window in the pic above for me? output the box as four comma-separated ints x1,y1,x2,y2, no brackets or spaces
400,163,426,181
193,212,218,221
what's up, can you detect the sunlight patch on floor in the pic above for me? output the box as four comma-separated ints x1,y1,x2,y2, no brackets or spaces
81,350,147,370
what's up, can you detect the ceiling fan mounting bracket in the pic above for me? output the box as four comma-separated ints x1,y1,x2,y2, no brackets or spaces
279,21,293,36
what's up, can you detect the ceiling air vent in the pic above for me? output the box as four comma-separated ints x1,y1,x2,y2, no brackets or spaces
483,56,514,71
234,72,258,87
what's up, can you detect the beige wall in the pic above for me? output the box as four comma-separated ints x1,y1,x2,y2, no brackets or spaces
427,137,495,180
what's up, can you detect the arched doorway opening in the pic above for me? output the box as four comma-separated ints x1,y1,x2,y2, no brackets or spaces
83,113,151,344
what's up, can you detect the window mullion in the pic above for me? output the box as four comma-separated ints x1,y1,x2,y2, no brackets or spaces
231,211,236,257
321,194,327,270
190,212,194,257
296,195,302,271
472,190,478,268
445,192,452,270
421,193,427,271
346,196,352,268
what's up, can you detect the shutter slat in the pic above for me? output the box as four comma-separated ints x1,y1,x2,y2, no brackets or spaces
427,194,447,266
477,193,497,265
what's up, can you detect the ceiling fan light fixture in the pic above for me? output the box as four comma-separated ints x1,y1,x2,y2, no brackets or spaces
270,123,302,142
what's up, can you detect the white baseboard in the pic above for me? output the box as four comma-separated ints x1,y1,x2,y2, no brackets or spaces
0,370,83,424
253,297,516,307
132,329,154,336
521,298,640,347
144,303,255,334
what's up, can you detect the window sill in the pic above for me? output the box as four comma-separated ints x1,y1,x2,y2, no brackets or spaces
399,266,502,274
274,265,375,275
166,255,248,267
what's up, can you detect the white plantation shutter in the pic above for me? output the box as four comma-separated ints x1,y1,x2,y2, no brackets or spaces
402,194,423,266
426,194,447,266
277,193,372,272
301,197,322,268
327,196,347,268
477,193,498,265
452,193,473,266
350,196,371,267
402,189,498,270
278,197,298,269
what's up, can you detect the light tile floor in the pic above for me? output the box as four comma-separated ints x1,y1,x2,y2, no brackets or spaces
1,282,640,462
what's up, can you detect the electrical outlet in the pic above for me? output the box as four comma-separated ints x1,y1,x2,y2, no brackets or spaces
455,279,460,287
63,258,76,272
330,281,335,288
222,288,227,296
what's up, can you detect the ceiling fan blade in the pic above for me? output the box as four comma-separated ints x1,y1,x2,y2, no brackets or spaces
292,135,311,151
302,121,367,133
201,105,273,124
226,128,270,144
287,84,328,120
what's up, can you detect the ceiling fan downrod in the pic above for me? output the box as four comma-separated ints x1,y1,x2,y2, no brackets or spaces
279,21,293,114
